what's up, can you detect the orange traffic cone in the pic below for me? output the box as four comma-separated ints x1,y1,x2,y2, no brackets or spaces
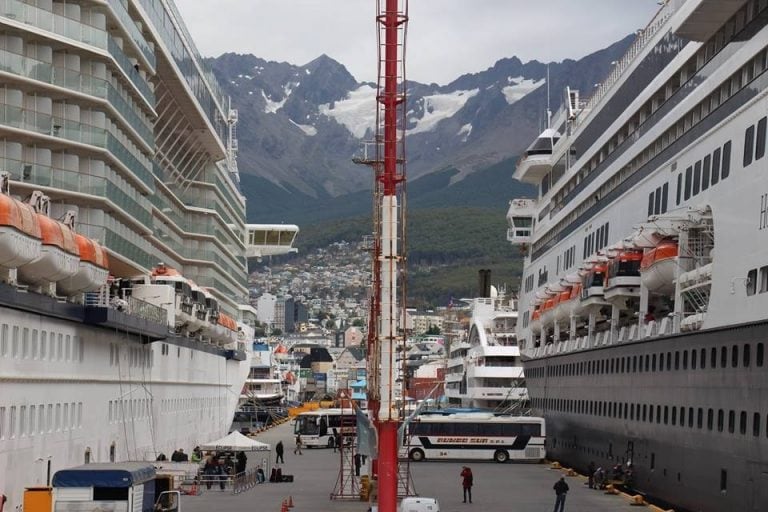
280,500,288,512
287,496,294,508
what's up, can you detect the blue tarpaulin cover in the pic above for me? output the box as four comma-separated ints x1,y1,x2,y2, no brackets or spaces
53,463,156,488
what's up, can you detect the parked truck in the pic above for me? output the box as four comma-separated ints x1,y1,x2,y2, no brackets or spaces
47,463,179,512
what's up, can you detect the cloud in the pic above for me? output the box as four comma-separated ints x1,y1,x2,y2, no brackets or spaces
175,0,660,85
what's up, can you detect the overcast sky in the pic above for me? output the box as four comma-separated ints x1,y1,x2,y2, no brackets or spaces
175,1,662,85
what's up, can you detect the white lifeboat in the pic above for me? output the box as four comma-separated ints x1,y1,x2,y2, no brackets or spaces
150,264,194,329
0,193,42,268
18,214,80,285
569,283,584,317
57,235,109,295
639,241,678,294
201,288,220,338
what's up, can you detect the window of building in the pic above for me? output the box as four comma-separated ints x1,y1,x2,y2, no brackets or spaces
684,166,692,199
708,408,714,430
721,469,728,493
718,409,725,432
732,345,739,367
722,141,732,178
740,411,747,435
757,117,767,160
758,343,764,366
693,161,701,195
702,155,711,191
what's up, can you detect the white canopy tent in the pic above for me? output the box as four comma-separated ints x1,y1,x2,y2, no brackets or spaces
200,431,271,452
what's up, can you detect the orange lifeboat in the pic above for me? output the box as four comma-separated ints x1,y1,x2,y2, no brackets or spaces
18,214,80,285
58,234,109,295
150,264,195,330
640,240,679,294
554,288,573,324
569,282,584,316
0,194,42,268
540,296,557,325
530,304,542,334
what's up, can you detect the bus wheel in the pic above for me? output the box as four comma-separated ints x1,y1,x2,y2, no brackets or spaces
409,449,425,462
493,450,509,463
327,438,335,449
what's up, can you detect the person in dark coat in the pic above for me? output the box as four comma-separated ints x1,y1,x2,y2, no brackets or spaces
354,452,362,476
276,440,285,463
587,461,596,489
460,466,473,503
553,476,569,512
236,451,247,474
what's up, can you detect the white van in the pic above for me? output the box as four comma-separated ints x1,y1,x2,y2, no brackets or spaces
399,497,440,512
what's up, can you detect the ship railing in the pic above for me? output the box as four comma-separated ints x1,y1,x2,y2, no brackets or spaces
85,290,167,325
573,0,684,129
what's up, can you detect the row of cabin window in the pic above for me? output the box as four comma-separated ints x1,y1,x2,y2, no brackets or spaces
557,245,577,275
547,1,765,231
582,222,610,260
0,324,82,362
648,183,669,216
109,343,153,368
526,342,765,379
535,396,768,438
676,141,732,205
524,275,535,293
744,116,767,167
0,402,83,440
534,36,768,258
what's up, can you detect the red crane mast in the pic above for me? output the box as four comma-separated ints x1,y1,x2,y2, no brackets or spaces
367,1,408,512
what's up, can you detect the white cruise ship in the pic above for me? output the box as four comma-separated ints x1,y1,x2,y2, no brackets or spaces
445,276,526,410
0,0,295,507
509,2,768,511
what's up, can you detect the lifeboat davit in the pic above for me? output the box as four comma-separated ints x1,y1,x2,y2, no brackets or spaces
604,250,643,304
580,263,609,313
640,241,679,294
0,194,42,268
57,235,109,294
18,214,79,285
188,281,207,332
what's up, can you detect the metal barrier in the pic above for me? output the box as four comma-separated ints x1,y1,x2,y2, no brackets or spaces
232,468,262,494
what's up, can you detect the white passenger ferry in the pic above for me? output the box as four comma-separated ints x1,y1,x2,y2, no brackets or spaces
509,2,768,510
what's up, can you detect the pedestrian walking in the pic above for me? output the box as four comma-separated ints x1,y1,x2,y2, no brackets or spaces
587,461,596,489
354,452,362,476
460,466,473,503
276,440,285,463
294,434,303,455
553,476,569,512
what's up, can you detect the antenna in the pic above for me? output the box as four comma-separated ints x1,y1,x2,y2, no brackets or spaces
546,64,551,129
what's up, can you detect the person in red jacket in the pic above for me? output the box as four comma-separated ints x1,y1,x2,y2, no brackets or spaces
460,466,473,503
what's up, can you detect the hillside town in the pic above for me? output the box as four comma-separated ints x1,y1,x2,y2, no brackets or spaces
244,240,477,411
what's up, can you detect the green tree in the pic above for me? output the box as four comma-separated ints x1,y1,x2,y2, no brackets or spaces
271,328,283,336
325,319,336,330
352,318,365,327
426,325,441,335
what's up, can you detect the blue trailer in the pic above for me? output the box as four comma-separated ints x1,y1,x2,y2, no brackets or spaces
52,463,179,512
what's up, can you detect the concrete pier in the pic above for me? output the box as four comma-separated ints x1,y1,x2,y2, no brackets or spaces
181,421,656,512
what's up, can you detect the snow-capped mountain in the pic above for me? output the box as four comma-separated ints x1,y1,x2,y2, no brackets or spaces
210,34,635,204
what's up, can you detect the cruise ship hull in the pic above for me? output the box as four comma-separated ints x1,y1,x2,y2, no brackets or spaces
0,299,249,508
525,320,768,512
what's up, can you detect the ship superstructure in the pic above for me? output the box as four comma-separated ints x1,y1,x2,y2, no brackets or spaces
0,0,296,507
445,287,526,410
509,2,768,511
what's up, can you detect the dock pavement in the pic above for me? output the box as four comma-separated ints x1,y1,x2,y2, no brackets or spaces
181,420,658,512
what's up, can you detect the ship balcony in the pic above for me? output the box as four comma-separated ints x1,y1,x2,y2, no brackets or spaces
507,198,537,246
513,152,553,184
673,0,748,42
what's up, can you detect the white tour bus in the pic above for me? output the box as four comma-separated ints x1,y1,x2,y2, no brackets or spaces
403,412,546,463
293,408,357,448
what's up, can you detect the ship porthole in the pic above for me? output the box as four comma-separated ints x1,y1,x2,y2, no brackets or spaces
84,448,91,463
109,442,116,462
